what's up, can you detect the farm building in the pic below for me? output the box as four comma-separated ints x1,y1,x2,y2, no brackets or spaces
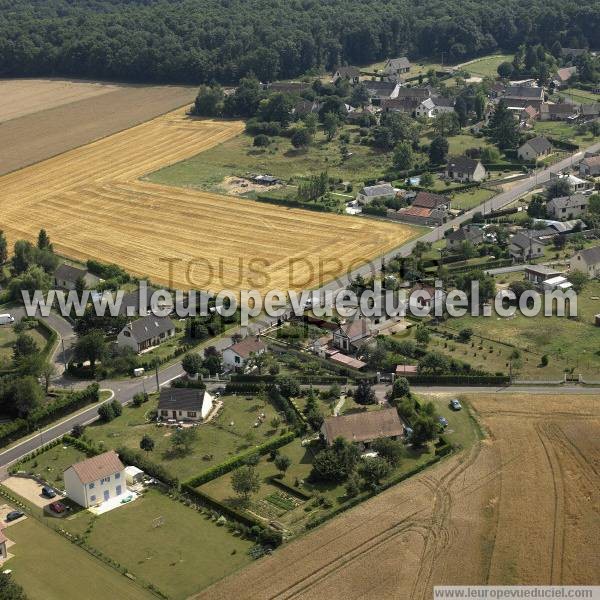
321,408,405,446
64,451,126,508
524,265,563,286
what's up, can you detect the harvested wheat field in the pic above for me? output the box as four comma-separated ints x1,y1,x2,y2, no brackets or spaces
0,107,414,293
0,80,197,175
194,393,600,600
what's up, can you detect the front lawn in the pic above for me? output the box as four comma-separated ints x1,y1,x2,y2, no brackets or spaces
81,393,284,482
6,517,154,600
18,444,88,490
463,54,513,78
56,488,254,600
451,187,495,211
532,120,595,149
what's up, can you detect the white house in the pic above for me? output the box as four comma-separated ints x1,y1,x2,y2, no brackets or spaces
355,182,396,205
570,246,600,279
157,387,214,422
64,451,126,508
331,66,360,84
116,315,176,353
445,156,487,182
222,336,267,371
546,194,589,220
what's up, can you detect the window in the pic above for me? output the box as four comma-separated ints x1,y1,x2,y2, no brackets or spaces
89,482,95,489
115,473,120,479
188,411,197,418
90,495,96,502
161,410,168,416
100,476,110,484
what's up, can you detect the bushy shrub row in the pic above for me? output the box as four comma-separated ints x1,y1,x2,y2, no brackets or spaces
184,432,296,487
0,384,101,448
410,374,509,385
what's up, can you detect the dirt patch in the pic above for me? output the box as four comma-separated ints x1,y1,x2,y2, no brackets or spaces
193,393,600,599
220,176,285,196
0,79,120,123
3,477,55,509
0,80,197,175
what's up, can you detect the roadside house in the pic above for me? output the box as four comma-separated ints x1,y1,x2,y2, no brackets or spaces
54,263,101,291
570,246,600,279
116,315,176,353
446,225,484,250
321,407,404,446
413,191,451,210
64,451,126,508
394,205,448,226
445,156,486,182
579,155,600,177
509,231,545,261
356,182,396,205
222,336,267,371
517,136,552,161
546,194,590,220
158,387,214,422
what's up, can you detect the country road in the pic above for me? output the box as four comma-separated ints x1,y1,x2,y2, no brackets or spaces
1,140,598,470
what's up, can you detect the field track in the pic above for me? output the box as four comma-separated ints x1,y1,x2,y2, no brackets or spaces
0,107,413,293
193,393,600,599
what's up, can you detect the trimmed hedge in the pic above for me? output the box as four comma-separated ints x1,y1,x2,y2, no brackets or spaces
547,137,578,151
410,374,509,385
267,476,313,500
0,384,101,448
180,484,264,530
255,194,333,213
116,446,179,488
184,431,296,487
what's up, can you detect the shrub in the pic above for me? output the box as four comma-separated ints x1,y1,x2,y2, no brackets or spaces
253,134,270,147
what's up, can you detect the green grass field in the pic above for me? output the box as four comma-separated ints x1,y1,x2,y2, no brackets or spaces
426,280,600,379
533,120,596,149
451,187,496,211
81,394,282,482
6,517,154,600
462,54,513,78
18,444,88,489
556,87,599,104
58,489,253,599
147,124,390,193
0,324,47,366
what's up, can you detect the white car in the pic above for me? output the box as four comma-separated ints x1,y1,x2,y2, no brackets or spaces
450,399,462,411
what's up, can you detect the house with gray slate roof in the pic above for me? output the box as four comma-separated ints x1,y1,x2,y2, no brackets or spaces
570,246,600,279
117,314,176,353
546,194,590,220
356,182,396,205
518,136,552,161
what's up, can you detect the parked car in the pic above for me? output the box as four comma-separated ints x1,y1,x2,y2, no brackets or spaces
0,314,15,325
438,416,449,428
5,510,24,522
48,501,66,514
450,399,462,411
41,486,57,498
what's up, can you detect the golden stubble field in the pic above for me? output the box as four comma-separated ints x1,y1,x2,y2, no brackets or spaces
0,107,413,293
195,393,600,600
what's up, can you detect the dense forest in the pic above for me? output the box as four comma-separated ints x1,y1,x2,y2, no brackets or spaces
0,0,598,84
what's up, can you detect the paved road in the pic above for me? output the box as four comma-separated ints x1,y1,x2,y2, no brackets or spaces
2,141,599,469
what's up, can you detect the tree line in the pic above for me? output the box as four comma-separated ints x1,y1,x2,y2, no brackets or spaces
0,0,598,84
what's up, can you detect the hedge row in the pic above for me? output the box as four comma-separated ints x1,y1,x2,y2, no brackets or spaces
410,374,509,385
267,475,313,500
116,446,179,488
255,194,333,213
0,384,101,448
305,454,444,530
180,484,265,530
230,374,348,385
547,137,578,151
184,431,296,488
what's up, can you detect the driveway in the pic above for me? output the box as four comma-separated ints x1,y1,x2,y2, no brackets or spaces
3,476,57,508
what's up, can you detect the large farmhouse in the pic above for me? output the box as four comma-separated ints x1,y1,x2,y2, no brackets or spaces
321,408,405,446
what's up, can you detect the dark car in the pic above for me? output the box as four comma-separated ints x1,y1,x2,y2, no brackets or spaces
48,501,66,514
42,486,57,498
5,510,24,522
